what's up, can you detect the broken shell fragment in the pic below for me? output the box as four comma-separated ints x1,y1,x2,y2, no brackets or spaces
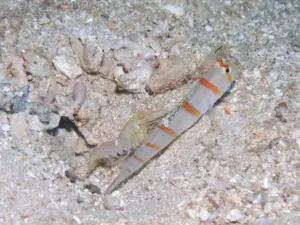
72,82,87,115
81,42,103,74
70,37,104,74
53,55,83,79
163,4,185,17
114,60,153,93
98,54,117,80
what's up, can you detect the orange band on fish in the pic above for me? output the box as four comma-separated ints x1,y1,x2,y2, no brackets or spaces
226,71,233,83
199,78,222,96
218,59,229,69
145,142,161,150
158,125,177,137
134,155,145,163
182,100,201,118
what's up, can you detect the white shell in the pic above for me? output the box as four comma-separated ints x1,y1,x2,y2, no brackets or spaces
163,4,185,17
114,60,153,93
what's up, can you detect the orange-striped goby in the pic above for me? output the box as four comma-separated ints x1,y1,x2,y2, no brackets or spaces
105,59,236,194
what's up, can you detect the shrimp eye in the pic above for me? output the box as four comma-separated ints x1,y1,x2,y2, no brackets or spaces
225,68,230,73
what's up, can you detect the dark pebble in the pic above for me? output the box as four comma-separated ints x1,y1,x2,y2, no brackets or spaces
85,183,101,194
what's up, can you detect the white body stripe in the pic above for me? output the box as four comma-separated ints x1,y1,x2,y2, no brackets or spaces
148,128,175,147
168,108,199,134
188,82,220,113
105,60,235,194
135,144,158,162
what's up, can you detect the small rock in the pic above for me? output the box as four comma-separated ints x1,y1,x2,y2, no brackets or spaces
230,174,243,184
227,209,245,222
42,112,61,130
53,55,83,79
243,68,262,83
263,177,272,189
65,169,80,183
275,88,283,98
10,113,28,138
199,208,210,221
103,196,122,210
274,102,288,122
226,193,243,206
205,25,213,32
239,34,245,40
85,183,101,194
1,124,10,131
27,170,36,178
10,95,28,113
114,65,125,78
269,70,279,81
28,102,52,124
31,156,40,165
163,4,185,17
5,84,30,114
38,16,51,25
27,101,60,130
